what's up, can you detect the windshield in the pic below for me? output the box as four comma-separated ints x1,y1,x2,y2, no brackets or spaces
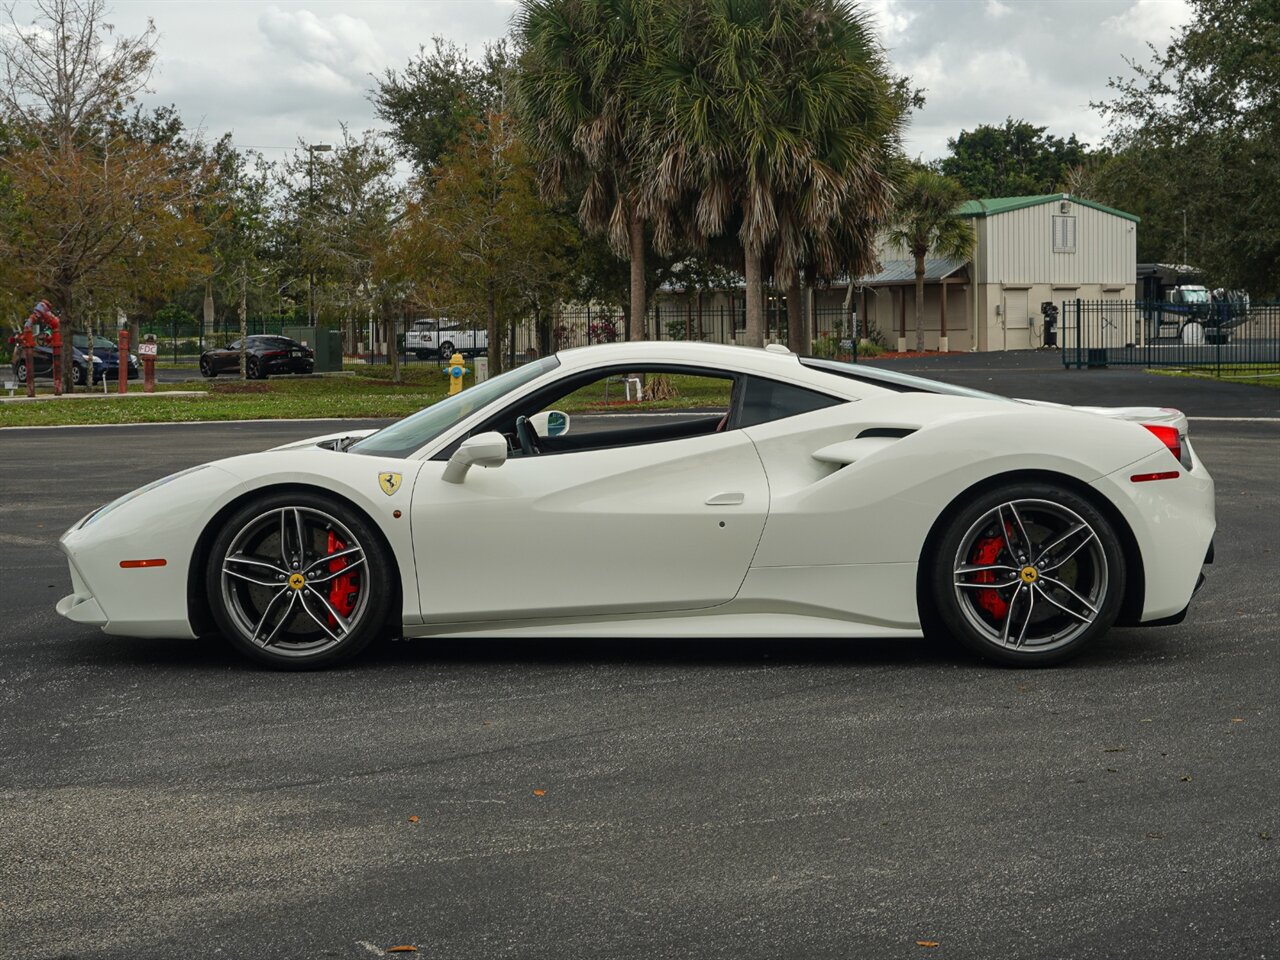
799,357,1013,402
1179,288,1210,303
350,356,561,458
72,335,116,349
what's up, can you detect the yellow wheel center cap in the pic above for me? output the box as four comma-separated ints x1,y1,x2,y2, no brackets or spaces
1020,566,1039,584
288,573,306,590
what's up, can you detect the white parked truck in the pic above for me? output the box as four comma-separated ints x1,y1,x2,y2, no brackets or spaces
405,319,487,359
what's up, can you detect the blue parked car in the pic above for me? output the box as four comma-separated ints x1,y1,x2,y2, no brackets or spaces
9,334,139,386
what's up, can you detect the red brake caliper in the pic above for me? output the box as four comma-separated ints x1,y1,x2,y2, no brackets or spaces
971,532,1010,621
326,531,359,627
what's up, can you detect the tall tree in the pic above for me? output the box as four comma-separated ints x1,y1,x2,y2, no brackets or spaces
513,0,660,342
0,0,157,151
1095,0,1279,296
646,0,903,347
372,37,508,175
940,118,1089,199
384,111,575,373
0,0,209,390
202,137,274,378
886,168,974,352
278,128,401,348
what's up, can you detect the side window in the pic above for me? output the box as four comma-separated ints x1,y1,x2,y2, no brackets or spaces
227,340,241,351
738,376,841,428
521,369,736,456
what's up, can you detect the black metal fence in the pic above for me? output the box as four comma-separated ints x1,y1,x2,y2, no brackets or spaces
544,302,859,354
127,300,865,367
135,315,297,364
1060,299,1280,373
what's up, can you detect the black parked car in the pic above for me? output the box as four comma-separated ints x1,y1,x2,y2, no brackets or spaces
9,334,138,386
199,336,315,379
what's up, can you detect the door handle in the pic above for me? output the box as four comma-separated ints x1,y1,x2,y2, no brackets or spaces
705,492,745,506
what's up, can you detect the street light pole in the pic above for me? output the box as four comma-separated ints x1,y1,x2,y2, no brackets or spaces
306,143,333,326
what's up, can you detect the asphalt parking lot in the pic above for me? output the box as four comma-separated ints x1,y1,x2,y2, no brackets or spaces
1,363,1276,959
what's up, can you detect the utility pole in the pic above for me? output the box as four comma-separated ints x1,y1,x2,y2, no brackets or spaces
306,143,333,326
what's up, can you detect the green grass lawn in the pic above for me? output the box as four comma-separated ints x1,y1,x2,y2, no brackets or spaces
1147,366,1280,389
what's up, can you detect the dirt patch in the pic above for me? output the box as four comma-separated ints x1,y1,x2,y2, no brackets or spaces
210,381,271,394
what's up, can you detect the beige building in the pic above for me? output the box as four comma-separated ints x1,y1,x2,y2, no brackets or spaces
615,193,1140,353
958,194,1138,352
856,193,1139,352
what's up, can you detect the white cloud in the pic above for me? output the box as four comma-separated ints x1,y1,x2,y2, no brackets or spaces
14,0,1194,163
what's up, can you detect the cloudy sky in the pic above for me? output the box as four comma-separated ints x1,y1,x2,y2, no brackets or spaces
85,0,1190,164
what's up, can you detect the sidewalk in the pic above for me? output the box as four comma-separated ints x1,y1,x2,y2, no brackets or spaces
0,390,207,404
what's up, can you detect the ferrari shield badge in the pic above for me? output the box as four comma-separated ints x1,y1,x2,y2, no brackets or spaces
378,472,402,497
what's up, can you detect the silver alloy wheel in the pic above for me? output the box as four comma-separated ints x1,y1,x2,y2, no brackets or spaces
219,505,370,659
952,498,1108,653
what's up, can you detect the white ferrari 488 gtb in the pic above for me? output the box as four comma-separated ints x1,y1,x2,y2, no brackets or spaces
57,342,1215,669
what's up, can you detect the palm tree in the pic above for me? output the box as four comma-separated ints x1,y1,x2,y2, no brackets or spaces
644,0,902,348
887,168,974,352
512,0,660,341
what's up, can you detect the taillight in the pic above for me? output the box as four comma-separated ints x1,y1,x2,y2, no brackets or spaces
1142,423,1191,469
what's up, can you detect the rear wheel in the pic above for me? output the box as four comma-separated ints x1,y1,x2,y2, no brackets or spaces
439,340,455,358
927,482,1125,666
247,357,264,380
205,491,394,668
15,360,27,384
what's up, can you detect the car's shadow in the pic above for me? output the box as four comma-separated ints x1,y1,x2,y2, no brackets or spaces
56,623,1199,675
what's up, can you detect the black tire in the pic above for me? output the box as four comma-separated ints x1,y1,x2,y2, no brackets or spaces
439,341,454,358
14,360,27,384
415,350,429,360
73,363,87,386
200,356,216,378
205,490,395,669
247,357,264,380
926,481,1126,667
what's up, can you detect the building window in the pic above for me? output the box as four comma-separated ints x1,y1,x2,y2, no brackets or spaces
1053,215,1077,253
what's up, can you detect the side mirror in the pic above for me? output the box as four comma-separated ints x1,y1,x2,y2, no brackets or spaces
528,409,570,437
442,431,508,484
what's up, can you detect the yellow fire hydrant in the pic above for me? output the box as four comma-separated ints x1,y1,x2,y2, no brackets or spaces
446,352,468,395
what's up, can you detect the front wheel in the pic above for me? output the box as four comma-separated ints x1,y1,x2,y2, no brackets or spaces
14,360,27,384
200,356,216,378
205,491,395,668
927,483,1126,666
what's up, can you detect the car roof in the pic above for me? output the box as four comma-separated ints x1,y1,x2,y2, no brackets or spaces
553,341,872,398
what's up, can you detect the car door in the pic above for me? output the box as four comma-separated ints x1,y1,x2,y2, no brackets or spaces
217,341,240,372
411,430,769,623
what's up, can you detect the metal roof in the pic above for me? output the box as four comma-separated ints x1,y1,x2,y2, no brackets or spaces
856,257,967,285
954,193,1140,223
